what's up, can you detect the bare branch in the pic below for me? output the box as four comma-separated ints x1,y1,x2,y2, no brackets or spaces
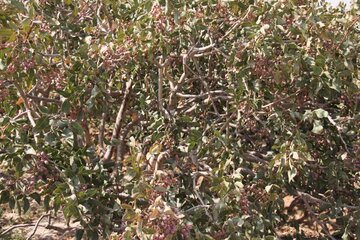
176,90,230,99
192,172,214,222
13,80,39,143
26,94,61,104
0,224,35,238
192,44,215,52
242,152,269,165
26,214,51,240
103,79,133,162
219,6,253,42
98,112,107,152
296,191,337,240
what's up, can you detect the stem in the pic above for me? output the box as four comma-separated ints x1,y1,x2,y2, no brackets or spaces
103,79,133,162
13,80,39,144
26,214,51,240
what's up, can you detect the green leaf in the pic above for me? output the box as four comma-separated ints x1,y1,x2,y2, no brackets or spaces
90,85,100,98
86,229,99,240
44,195,51,212
0,28,16,41
314,108,329,118
54,196,62,213
33,116,50,133
0,190,10,204
23,196,30,213
0,60,5,70
75,229,84,240
11,0,27,12
63,201,78,221
312,120,323,134
165,0,172,14
344,60,354,71
123,209,137,221
287,167,297,183
30,192,41,205
44,132,57,145
9,196,15,209
62,100,71,114
70,121,84,135
64,0,72,5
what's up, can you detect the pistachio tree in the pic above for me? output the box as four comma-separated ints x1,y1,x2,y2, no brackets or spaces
0,0,359,239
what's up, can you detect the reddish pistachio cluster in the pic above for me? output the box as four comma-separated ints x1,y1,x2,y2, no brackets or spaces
21,58,36,71
148,189,164,202
0,80,8,102
39,69,64,91
26,175,38,193
285,16,295,26
235,42,245,59
179,224,192,239
215,3,231,24
194,6,205,18
35,152,58,180
76,2,94,23
353,158,360,172
0,42,15,50
101,43,133,70
251,55,274,78
157,175,178,188
351,174,360,184
245,184,268,203
30,15,52,34
152,215,178,240
26,152,53,193
213,229,227,240
151,4,175,33
242,118,272,148
36,151,50,175
6,62,16,74
239,191,250,214
310,166,324,181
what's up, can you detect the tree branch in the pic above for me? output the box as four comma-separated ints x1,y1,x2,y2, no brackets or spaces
13,80,39,144
26,94,61,104
27,214,51,240
296,191,337,240
103,79,133,162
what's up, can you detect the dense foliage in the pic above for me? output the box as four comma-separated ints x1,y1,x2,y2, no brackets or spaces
0,0,359,239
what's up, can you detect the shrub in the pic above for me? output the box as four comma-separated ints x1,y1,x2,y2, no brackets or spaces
0,0,359,239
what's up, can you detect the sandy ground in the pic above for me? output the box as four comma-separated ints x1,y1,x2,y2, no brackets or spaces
0,204,80,240
1,196,338,239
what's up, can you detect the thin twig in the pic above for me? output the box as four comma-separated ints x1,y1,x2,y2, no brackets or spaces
176,91,230,99
192,172,213,221
0,224,36,237
193,58,220,115
296,191,337,240
26,94,61,104
13,80,39,143
27,79,41,95
262,89,302,109
157,57,165,117
11,110,30,121
243,152,269,165
99,111,107,152
219,6,252,42
327,115,350,154
117,115,142,163
335,16,360,51
184,204,211,213
26,214,51,240
103,79,133,162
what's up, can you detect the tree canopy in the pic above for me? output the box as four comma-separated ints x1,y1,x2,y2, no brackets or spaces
0,0,359,239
